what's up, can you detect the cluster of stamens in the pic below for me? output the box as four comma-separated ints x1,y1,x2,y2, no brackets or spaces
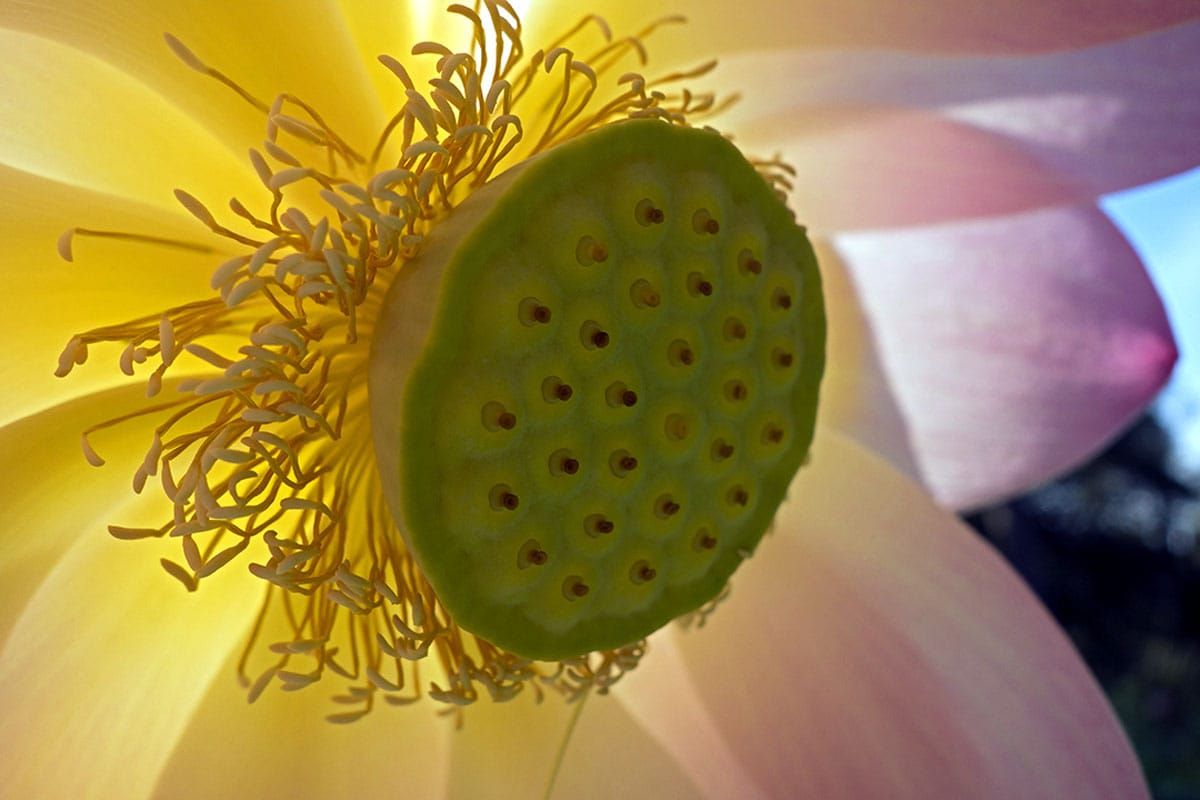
54,1,803,720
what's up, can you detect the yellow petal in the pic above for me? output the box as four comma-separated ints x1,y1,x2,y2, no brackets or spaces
0,392,263,798
0,165,224,427
446,687,703,799
0,28,257,211
152,644,451,799
0,2,384,155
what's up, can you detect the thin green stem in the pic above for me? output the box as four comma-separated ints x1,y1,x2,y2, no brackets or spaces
541,691,590,800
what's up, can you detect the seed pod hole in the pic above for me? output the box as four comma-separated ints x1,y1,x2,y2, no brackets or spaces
668,339,696,367
693,529,718,552
665,412,690,441
728,486,749,507
606,381,638,408
489,484,520,511
481,401,517,432
518,297,552,326
723,317,748,342
563,576,590,601
771,287,793,310
584,514,615,537
738,249,763,276
630,560,658,584
655,494,681,518
630,278,661,309
772,348,795,369
692,208,720,235
724,380,748,403
711,439,735,461
580,320,610,350
687,272,714,297
542,375,574,402
763,424,785,444
518,539,548,569
549,448,580,476
635,198,665,226
575,235,609,266
609,449,639,477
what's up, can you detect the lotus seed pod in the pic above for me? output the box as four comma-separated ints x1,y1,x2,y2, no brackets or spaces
369,119,825,660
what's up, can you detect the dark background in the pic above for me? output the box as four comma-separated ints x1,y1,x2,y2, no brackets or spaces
965,413,1200,799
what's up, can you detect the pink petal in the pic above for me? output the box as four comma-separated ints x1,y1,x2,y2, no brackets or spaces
616,430,1148,799
822,204,1176,508
714,24,1200,230
577,0,1199,59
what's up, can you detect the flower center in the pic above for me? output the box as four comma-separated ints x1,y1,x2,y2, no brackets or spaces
370,119,822,659
52,3,821,718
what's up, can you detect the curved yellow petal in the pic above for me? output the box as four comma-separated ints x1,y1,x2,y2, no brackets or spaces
0,28,257,211
0,384,163,644
0,392,263,799
151,643,451,799
0,165,226,427
0,2,384,155
445,687,703,799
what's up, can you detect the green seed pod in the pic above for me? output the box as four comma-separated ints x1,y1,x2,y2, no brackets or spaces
369,119,825,660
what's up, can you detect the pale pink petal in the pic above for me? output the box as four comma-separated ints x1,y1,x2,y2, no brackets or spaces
822,204,1176,508
617,430,1148,799
714,24,1200,230
0,1,384,151
574,0,1199,59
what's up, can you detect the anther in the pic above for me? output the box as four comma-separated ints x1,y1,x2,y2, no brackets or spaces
542,376,574,402
550,449,580,476
712,439,735,461
687,272,714,298
584,514,614,537
738,249,763,276
630,279,661,309
606,382,638,408
610,450,638,477
519,297,553,326
630,560,658,584
692,209,720,235
725,380,749,403
763,424,785,444
563,576,590,600
576,235,609,266
668,339,696,367
694,530,719,551
665,413,690,441
635,198,665,226
728,486,749,507
655,494,681,518
519,539,549,569
772,288,793,310
580,320,610,350
489,484,520,511
723,317,748,342
773,348,795,369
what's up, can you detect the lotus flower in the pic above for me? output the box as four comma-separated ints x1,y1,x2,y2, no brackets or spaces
0,1,1191,797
